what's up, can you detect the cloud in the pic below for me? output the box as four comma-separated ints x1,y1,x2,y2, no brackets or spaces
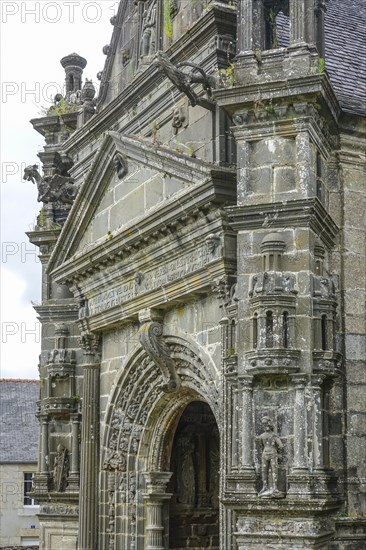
1,1,118,379
1,266,40,379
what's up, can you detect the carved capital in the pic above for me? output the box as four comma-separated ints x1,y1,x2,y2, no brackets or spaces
211,276,238,312
291,373,309,389
139,321,181,393
79,332,101,362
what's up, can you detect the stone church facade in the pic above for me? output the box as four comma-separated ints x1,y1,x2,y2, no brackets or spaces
26,1,365,548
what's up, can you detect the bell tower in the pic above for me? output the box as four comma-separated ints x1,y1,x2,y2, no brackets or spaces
215,0,342,547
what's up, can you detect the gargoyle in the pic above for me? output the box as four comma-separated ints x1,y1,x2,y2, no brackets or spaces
24,164,78,204
154,51,216,108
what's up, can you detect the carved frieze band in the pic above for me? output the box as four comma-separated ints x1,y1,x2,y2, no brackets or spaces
139,322,181,393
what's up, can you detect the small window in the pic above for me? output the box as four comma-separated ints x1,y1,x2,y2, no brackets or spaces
266,311,273,348
316,152,323,201
282,311,289,348
253,313,258,349
24,473,36,506
321,315,327,350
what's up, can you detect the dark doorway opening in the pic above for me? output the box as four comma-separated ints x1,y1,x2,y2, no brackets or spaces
168,401,219,549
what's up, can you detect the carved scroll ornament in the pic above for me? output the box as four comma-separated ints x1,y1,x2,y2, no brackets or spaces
139,321,181,393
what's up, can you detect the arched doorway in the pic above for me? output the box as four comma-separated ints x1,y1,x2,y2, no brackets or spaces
168,401,220,549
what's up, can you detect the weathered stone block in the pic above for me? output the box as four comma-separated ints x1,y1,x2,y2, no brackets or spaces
273,166,296,193
345,335,366,361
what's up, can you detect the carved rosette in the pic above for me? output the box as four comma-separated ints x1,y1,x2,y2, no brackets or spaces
139,322,181,393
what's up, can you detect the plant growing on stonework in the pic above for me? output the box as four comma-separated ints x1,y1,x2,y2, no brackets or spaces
268,8,279,48
47,98,77,116
38,207,45,227
264,99,276,116
319,58,325,73
164,0,173,40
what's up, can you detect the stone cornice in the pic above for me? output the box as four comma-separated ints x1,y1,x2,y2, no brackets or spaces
52,203,235,289
231,114,336,158
27,229,61,248
214,73,341,124
226,198,339,249
34,301,78,322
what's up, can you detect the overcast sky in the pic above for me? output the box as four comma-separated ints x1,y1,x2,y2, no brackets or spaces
1,1,118,379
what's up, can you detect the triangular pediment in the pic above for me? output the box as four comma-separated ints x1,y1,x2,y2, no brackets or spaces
48,132,225,275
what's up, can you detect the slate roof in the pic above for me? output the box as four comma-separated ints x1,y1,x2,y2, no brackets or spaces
0,380,39,463
276,1,365,115
325,0,366,115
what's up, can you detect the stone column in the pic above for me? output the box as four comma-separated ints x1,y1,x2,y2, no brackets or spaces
78,351,100,550
220,317,229,360
312,375,326,470
290,0,306,45
288,374,313,496
231,387,239,469
237,375,256,493
238,0,253,52
40,415,49,474
143,472,172,550
68,413,80,491
291,374,309,472
240,376,254,470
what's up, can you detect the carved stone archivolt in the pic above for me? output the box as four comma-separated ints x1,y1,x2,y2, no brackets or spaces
101,338,220,549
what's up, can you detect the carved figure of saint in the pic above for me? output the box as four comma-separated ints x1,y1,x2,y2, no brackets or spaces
177,435,195,505
140,0,157,58
257,416,284,498
53,444,69,492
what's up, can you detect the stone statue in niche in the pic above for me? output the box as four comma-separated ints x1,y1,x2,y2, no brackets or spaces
53,444,69,492
176,434,195,505
257,416,284,498
140,0,157,59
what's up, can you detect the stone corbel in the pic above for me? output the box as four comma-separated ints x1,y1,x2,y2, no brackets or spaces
138,310,181,393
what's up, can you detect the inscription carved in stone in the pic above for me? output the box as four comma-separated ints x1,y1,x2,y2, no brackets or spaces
89,244,211,315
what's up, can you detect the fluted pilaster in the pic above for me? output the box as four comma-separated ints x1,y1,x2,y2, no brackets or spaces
78,354,100,550
143,472,172,550
292,374,309,472
40,415,49,474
